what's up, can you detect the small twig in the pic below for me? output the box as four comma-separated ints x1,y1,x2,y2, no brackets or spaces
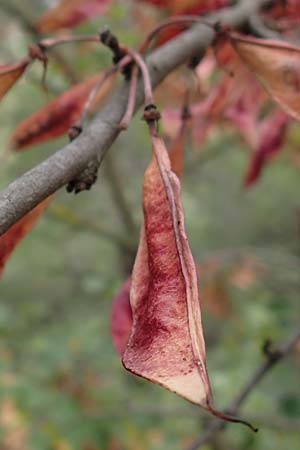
120,47,154,107
139,15,216,53
119,65,139,129
104,153,138,237
185,331,300,450
48,204,135,253
38,35,100,51
99,29,154,108
69,54,132,136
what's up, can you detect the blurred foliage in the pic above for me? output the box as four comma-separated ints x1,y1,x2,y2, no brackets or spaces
0,1,300,450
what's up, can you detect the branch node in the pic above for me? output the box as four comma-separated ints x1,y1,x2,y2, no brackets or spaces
66,160,99,194
28,43,48,63
68,124,83,142
99,28,132,79
143,104,161,123
262,339,281,362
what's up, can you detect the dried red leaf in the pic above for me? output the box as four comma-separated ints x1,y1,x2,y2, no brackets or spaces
10,74,112,150
225,78,267,148
122,134,211,405
0,197,52,277
122,132,256,430
0,58,30,102
244,110,289,187
231,33,300,121
111,279,132,356
36,0,111,33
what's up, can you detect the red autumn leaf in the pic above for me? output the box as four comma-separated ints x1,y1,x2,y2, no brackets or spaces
0,197,52,277
122,134,211,405
122,131,256,432
36,0,111,33
10,74,112,150
111,279,133,356
0,58,30,102
244,110,289,187
230,33,300,122
225,78,267,149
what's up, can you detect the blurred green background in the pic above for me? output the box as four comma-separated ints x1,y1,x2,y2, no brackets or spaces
0,1,299,449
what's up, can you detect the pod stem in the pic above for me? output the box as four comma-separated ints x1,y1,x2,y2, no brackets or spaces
207,400,258,433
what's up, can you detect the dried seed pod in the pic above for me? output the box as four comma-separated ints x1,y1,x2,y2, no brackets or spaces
122,127,256,431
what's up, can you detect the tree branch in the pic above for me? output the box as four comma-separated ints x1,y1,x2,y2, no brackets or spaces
185,331,300,450
0,0,270,236
104,153,138,236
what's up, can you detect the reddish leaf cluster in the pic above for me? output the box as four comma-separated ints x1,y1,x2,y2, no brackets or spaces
161,30,300,186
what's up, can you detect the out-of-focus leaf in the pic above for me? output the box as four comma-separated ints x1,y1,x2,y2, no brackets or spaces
111,278,132,356
225,79,266,149
0,398,28,450
197,259,232,318
231,33,300,121
10,74,112,150
229,256,266,289
244,110,289,187
0,197,52,277
36,0,111,33
0,58,30,102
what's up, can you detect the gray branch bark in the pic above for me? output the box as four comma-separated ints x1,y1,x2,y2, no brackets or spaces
0,0,269,235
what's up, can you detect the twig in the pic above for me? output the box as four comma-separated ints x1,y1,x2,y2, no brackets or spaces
119,65,139,129
104,153,138,237
120,47,154,106
48,204,135,253
139,15,216,53
185,331,300,450
0,0,270,235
